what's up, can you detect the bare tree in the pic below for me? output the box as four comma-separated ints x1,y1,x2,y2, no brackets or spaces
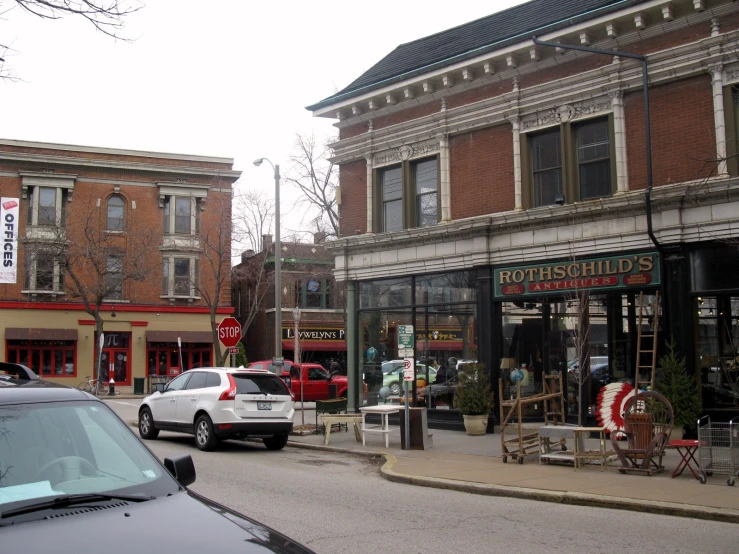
1,0,142,80
231,187,275,356
190,193,233,367
233,189,274,253
25,193,160,382
284,133,339,239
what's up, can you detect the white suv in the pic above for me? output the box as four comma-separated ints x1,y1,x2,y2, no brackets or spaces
138,367,294,451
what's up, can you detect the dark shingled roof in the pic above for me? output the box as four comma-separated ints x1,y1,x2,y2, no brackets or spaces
307,0,648,111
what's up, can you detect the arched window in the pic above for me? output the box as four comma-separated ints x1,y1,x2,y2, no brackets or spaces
106,195,125,230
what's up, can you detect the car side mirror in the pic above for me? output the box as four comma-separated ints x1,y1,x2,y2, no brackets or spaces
164,454,196,487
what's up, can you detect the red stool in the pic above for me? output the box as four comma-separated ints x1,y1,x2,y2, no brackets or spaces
668,439,700,480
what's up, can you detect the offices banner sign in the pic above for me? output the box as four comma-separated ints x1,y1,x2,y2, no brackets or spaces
0,198,19,284
493,252,661,298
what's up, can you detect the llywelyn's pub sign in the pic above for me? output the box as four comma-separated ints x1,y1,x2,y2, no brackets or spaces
493,253,661,298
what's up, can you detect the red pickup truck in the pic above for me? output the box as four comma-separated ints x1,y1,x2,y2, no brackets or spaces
248,361,348,401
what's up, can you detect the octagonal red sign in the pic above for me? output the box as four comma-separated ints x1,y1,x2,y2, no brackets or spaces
218,317,241,348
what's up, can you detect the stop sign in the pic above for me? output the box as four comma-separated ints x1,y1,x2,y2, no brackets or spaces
218,317,241,348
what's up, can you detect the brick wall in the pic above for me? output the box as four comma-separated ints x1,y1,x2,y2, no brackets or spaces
450,124,515,218
625,74,716,190
338,159,367,236
0,144,235,308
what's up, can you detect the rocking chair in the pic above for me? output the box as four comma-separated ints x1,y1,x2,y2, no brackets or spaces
611,390,674,475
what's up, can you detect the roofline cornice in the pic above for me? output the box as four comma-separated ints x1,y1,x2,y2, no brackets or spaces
310,0,735,120
0,150,242,181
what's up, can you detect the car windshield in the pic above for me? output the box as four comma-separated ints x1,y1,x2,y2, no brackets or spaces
0,400,180,514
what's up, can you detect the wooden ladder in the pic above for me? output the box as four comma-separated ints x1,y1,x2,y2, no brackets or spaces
635,291,660,391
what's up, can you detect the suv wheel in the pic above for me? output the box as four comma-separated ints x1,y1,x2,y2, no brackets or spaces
139,407,159,440
263,434,288,450
195,414,219,451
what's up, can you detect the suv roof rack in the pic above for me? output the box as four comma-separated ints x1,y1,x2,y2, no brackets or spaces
0,362,39,381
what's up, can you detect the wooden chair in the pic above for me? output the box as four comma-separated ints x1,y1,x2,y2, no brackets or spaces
611,390,674,475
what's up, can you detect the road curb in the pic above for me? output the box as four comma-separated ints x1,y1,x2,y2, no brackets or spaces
287,439,739,524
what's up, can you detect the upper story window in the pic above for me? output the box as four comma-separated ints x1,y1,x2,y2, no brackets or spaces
21,175,74,230
162,255,199,299
106,255,123,300
158,183,208,237
163,196,200,235
523,116,614,208
23,249,63,294
374,157,439,232
26,186,68,227
723,85,739,176
106,195,125,231
295,278,333,309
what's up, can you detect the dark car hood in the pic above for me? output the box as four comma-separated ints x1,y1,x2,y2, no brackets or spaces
1,490,313,554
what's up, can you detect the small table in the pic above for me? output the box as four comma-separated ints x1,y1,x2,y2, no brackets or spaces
359,405,401,448
320,414,363,446
573,427,609,470
668,439,701,480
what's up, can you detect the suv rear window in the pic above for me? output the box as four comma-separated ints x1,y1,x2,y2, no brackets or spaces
232,374,289,395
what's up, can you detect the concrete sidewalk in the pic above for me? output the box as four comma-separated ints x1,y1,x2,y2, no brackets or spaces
287,421,739,523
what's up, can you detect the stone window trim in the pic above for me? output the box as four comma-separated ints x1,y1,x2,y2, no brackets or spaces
372,155,441,232
520,113,617,209
20,173,76,201
157,183,208,210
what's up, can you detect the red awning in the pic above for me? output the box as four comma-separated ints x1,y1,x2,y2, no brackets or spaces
282,340,346,352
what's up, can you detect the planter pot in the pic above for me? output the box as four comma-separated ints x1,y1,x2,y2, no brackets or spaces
462,414,488,435
669,425,685,442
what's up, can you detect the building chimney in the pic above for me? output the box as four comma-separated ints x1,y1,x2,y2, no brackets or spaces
241,250,256,263
262,234,272,251
313,231,326,244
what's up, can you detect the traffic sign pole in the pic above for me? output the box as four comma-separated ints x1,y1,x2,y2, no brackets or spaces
398,326,414,451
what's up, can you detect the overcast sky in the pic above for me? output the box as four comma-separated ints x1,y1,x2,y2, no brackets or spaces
1,0,525,238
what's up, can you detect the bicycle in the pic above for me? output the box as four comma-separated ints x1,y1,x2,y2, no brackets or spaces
78,375,108,396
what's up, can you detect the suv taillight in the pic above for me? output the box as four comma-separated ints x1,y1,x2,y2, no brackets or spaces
219,374,237,401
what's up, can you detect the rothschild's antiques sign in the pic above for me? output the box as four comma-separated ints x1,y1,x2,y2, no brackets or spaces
493,253,660,298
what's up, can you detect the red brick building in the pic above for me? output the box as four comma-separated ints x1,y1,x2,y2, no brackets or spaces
0,139,240,391
308,0,739,425
232,234,346,371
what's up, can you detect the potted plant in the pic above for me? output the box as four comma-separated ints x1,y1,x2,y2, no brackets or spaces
453,362,494,435
656,339,701,440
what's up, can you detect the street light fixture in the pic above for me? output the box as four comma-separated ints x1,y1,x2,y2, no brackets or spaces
253,157,282,361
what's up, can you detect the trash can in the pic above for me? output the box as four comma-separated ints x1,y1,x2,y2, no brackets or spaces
133,377,145,395
399,407,433,450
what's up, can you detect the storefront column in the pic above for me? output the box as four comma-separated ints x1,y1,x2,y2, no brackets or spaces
509,115,523,210
663,244,694,365
346,280,359,412
477,273,495,409
610,90,629,193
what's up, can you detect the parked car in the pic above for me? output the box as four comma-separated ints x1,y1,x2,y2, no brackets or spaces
139,367,294,451
0,362,314,553
382,363,434,396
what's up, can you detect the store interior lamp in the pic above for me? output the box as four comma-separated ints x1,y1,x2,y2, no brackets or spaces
111,307,116,318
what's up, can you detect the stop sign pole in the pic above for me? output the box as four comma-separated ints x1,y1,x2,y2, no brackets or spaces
218,317,242,367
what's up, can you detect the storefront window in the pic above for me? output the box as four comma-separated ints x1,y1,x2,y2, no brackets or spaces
696,296,739,410
359,277,411,309
7,340,76,376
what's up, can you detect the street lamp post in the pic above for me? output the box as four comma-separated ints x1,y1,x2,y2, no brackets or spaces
253,158,282,361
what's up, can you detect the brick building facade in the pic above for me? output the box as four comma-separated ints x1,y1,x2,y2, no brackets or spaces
309,0,739,426
232,234,346,371
0,139,240,391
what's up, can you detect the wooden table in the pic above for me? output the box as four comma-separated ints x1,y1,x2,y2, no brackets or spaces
319,414,363,446
573,427,610,470
359,405,401,448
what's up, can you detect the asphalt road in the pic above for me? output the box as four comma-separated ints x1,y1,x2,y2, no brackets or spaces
104,399,739,554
